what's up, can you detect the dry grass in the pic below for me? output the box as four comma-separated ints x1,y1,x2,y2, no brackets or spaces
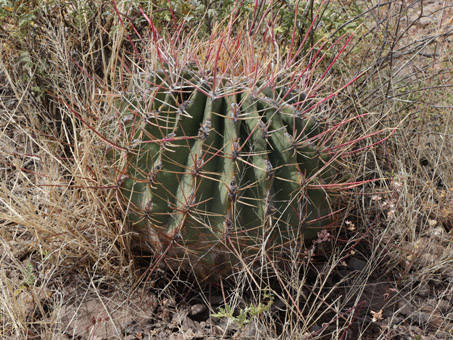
1,1,452,339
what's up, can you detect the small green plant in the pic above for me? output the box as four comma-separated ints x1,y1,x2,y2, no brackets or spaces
212,294,274,330
24,262,35,287
15,262,36,293
0,1,37,39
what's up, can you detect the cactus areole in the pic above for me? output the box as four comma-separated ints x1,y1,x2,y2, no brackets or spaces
113,69,337,279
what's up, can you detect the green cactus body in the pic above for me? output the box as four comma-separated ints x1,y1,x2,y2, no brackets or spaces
114,72,336,278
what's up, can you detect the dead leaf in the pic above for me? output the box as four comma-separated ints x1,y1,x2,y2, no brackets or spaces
371,309,383,322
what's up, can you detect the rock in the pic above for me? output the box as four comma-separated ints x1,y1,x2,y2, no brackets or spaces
348,258,367,271
419,17,433,27
190,304,207,317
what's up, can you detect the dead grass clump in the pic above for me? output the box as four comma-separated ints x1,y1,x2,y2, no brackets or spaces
1,3,133,337
331,1,453,338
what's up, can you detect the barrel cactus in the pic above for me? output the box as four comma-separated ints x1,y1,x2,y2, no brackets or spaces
106,16,350,279
109,70,340,278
